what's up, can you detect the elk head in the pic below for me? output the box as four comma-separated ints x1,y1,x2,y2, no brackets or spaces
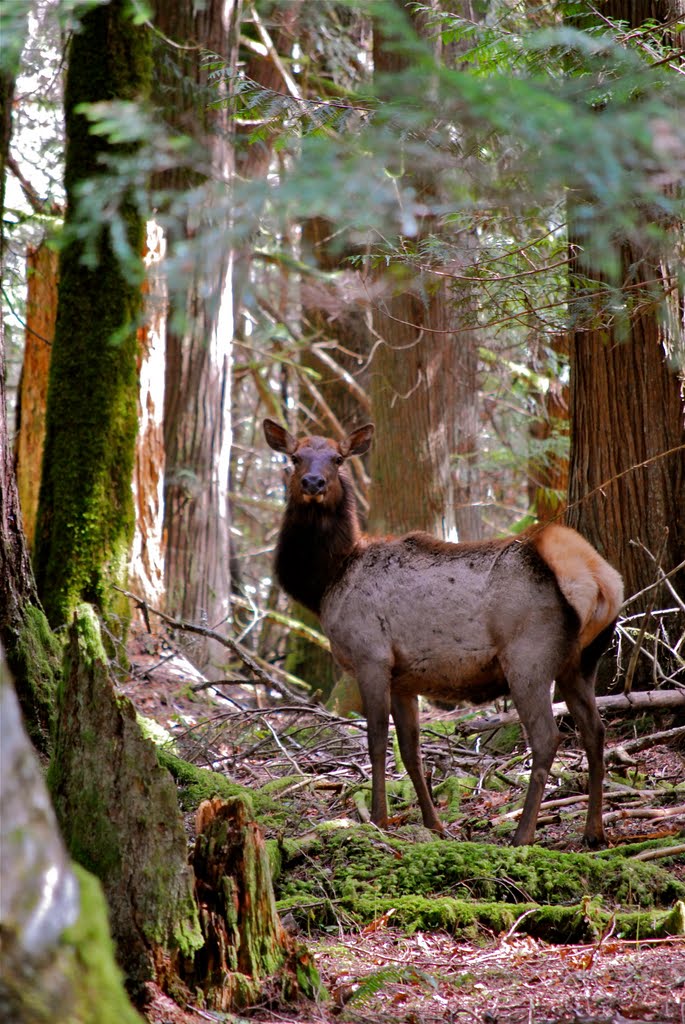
263,419,374,508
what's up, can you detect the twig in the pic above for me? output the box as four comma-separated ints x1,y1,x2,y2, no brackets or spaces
501,908,539,941
624,534,669,694
622,555,685,609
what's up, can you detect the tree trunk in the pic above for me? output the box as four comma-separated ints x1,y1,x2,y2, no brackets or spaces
129,220,166,605
368,2,481,541
48,605,203,1000
15,242,57,552
34,0,150,634
566,1,685,689
154,0,237,676
0,648,145,1024
528,332,569,523
0,12,60,754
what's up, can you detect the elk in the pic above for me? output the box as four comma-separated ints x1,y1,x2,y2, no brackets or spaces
263,419,624,847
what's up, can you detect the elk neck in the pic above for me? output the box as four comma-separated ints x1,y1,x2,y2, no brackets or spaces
275,472,361,615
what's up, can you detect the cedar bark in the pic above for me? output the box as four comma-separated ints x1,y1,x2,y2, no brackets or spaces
16,243,57,552
129,222,166,604
154,0,237,675
566,1,685,684
368,2,481,541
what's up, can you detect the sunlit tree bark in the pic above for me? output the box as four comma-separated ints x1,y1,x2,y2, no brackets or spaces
154,0,239,675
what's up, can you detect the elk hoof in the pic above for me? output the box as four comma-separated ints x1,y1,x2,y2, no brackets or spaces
582,830,608,850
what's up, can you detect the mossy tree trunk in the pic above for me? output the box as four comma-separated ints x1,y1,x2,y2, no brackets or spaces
34,0,151,634
0,648,144,1024
0,12,61,754
48,606,203,1001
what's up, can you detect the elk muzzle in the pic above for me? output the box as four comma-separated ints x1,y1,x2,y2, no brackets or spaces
301,473,326,500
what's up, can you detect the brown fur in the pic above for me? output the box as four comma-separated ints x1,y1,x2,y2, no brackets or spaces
264,420,624,847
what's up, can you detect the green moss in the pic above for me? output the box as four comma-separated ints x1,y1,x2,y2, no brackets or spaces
157,747,255,813
157,748,297,830
0,863,145,1024
33,1,151,637
61,865,146,1024
8,604,62,754
613,901,685,940
482,723,524,754
278,886,684,945
271,825,685,940
432,777,465,821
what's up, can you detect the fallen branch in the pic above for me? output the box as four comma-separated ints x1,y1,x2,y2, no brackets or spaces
115,586,311,705
463,689,685,734
632,843,685,862
615,724,685,755
602,805,685,825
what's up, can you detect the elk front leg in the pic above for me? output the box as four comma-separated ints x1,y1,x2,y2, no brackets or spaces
357,664,392,827
508,677,561,846
391,692,444,833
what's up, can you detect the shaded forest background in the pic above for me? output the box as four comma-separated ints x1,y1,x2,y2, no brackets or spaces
1,0,684,1021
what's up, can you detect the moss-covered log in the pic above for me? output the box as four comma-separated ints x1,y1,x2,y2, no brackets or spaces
34,0,150,633
0,650,143,1024
270,823,685,942
181,798,322,1011
48,606,203,999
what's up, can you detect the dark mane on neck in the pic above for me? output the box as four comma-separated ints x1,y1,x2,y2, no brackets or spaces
275,472,361,615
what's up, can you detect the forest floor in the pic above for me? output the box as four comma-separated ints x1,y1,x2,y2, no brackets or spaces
121,621,685,1024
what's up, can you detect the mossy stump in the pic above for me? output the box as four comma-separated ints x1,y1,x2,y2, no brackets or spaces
182,798,322,1011
48,606,203,1001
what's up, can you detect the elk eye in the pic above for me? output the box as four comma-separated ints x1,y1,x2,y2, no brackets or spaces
291,454,301,466
334,454,343,466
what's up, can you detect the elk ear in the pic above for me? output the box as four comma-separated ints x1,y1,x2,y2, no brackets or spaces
263,418,297,455
341,423,374,458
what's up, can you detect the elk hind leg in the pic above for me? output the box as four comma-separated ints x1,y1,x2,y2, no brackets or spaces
391,692,444,833
556,663,606,848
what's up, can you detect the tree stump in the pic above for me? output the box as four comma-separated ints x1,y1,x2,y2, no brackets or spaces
183,797,322,1011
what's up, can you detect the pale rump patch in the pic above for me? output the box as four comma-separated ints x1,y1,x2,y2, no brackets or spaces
533,525,624,646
